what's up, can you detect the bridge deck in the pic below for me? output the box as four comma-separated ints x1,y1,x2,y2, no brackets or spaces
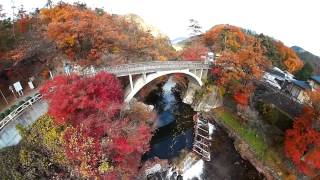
82,61,211,77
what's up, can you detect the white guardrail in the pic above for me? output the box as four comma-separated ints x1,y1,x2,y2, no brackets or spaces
0,93,42,131
81,61,211,77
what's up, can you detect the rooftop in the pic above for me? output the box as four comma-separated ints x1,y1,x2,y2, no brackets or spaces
310,75,320,84
292,80,312,90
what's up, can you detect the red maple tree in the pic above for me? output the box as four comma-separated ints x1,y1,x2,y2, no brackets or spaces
233,91,249,106
40,72,124,125
181,45,208,61
41,73,155,179
284,91,320,177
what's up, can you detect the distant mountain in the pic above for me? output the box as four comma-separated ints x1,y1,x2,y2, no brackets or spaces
292,46,320,74
171,37,187,45
171,35,203,51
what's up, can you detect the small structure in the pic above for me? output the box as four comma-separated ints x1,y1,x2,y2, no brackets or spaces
13,81,23,96
192,113,211,161
308,75,320,90
286,80,311,103
145,164,162,177
262,67,295,90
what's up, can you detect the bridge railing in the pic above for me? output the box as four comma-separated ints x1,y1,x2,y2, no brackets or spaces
0,93,42,131
81,61,211,76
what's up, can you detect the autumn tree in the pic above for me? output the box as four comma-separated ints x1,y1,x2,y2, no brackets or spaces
256,33,283,68
181,45,208,61
202,25,273,105
188,19,202,36
39,5,176,64
40,4,121,62
115,14,177,62
40,72,123,125
211,36,270,104
0,5,15,54
16,5,30,34
41,72,155,179
0,115,70,179
285,91,320,177
274,41,303,73
204,24,246,52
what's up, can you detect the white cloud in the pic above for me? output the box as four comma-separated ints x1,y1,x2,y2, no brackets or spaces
0,0,319,55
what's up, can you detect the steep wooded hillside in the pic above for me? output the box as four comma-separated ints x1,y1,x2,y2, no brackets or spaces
292,46,320,74
0,3,177,94
180,24,303,73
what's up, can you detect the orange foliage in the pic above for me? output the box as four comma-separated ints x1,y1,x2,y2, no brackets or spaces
233,91,249,106
285,107,320,177
204,24,246,52
274,41,303,72
5,47,27,62
308,90,320,115
16,17,30,33
212,37,270,95
285,91,320,177
40,5,176,63
40,4,120,61
181,45,208,61
16,6,30,33
207,30,270,105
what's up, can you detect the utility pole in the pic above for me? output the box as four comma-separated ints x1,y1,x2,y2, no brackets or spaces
11,0,16,40
46,0,53,9
0,89,8,105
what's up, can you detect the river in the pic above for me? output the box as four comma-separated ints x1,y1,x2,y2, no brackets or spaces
142,76,263,180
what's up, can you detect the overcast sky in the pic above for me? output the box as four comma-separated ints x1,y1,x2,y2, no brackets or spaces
1,0,319,55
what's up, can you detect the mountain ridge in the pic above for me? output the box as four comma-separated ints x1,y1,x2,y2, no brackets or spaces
291,45,320,74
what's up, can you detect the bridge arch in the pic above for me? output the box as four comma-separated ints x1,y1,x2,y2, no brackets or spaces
124,69,203,102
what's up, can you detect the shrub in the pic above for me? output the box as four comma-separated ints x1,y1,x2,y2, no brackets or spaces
256,101,292,131
18,100,25,106
3,109,11,117
10,104,19,112
0,113,5,119
25,96,32,101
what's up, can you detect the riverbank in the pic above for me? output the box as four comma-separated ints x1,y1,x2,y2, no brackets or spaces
206,107,297,180
143,77,265,179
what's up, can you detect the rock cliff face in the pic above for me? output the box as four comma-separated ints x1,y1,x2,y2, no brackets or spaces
182,82,223,112
182,82,200,105
122,14,164,38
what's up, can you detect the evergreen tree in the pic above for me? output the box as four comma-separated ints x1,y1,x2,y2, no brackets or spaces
295,62,314,80
188,19,202,36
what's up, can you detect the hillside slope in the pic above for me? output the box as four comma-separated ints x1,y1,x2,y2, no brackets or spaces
0,3,177,97
179,24,303,73
292,46,320,74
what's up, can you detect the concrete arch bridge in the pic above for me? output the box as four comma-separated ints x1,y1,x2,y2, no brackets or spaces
83,61,211,102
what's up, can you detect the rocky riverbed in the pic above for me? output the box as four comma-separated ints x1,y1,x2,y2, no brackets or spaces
141,76,264,179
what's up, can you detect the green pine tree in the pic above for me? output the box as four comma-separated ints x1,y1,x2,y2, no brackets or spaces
295,62,314,80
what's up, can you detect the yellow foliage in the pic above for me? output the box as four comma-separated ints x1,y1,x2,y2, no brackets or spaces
19,149,31,166
158,55,167,61
98,161,113,173
285,174,297,180
64,36,76,47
